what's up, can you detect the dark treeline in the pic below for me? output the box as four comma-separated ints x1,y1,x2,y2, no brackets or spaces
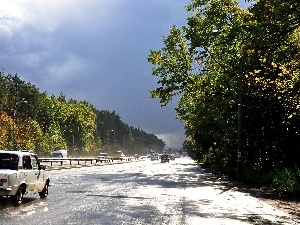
148,0,300,195
0,71,165,157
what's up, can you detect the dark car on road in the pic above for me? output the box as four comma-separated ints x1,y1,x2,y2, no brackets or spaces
160,154,170,163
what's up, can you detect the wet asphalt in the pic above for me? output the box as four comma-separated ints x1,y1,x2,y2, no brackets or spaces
0,158,298,225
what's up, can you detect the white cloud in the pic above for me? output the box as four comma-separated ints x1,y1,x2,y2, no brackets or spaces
0,24,13,44
44,54,87,84
0,0,191,149
0,3,22,48
0,0,117,38
157,131,185,149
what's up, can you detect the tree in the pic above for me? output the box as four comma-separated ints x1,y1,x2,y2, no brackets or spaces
148,0,300,174
0,71,165,156
0,111,14,150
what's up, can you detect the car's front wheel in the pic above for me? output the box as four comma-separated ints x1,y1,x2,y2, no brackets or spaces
13,188,24,206
39,183,49,198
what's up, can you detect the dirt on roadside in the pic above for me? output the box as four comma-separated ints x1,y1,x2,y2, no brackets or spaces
201,167,300,220
247,190,300,219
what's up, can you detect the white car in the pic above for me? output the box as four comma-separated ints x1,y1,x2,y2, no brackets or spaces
97,153,111,162
0,150,50,205
119,154,126,161
150,153,159,161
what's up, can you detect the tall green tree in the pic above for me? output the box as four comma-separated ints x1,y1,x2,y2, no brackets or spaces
148,0,300,174
0,69,166,155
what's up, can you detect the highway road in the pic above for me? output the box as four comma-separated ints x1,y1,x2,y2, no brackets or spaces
0,157,298,225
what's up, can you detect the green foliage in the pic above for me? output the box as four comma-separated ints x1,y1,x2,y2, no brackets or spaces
0,111,14,150
240,167,300,196
0,70,165,156
270,169,300,195
149,0,300,190
239,167,272,186
148,26,193,106
93,109,165,155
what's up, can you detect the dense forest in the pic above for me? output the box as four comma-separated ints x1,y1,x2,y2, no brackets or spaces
148,0,300,195
0,70,165,157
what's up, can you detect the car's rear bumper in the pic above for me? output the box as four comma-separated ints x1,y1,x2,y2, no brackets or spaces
0,188,15,196
161,160,169,163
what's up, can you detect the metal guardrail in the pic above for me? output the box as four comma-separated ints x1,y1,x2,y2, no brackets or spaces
39,156,135,166
39,157,100,166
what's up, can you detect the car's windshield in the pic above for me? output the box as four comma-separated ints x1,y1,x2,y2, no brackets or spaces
51,153,62,157
0,153,19,170
99,153,107,156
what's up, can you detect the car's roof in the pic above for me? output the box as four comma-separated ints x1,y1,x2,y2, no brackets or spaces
0,150,36,156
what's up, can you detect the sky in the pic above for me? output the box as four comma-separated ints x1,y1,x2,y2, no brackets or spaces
0,0,250,149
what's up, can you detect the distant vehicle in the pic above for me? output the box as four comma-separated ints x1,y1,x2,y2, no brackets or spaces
174,152,181,158
0,150,50,205
151,153,159,161
160,154,170,163
97,153,111,163
120,153,126,161
51,150,68,158
134,154,139,159
113,151,125,160
98,153,109,159
170,154,175,160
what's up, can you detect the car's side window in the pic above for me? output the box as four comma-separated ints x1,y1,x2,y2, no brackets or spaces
31,155,38,169
11,156,19,170
23,156,32,170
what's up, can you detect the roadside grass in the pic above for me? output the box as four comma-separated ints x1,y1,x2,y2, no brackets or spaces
200,160,300,198
238,168,300,197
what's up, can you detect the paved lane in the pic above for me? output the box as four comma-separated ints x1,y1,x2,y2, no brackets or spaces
0,158,298,224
